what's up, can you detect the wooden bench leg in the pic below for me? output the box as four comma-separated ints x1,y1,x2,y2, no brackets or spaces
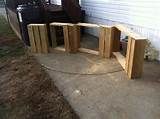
99,26,113,58
125,37,146,79
39,25,49,53
28,24,49,54
28,25,37,53
63,25,80,53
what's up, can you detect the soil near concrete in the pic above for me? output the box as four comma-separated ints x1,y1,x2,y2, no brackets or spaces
0,36,79,119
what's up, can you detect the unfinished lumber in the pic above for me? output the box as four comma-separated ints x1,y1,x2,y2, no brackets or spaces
39,24,49,53
77,23,100,28
50,22,73,26
63,25,70,52
33,26,42,53
125,37,132,73
50,22,114,56
50,22,80,53
28,24,49,53
27,25,37,53
99,27,106,57
73,25,81,51
99,26,113,58
111,24,147,79
63,25,80,53
113,52,126,69
78,48,99,55
115,24,146,40
125,37,146,79
54,47,66,52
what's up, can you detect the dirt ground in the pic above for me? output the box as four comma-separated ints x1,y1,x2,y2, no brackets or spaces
0,17,79,119
0,37,79,119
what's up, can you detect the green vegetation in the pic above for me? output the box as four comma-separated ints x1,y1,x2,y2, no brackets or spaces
0,15,25,61
0,105,10,119
0,15,15,37
0,41,25,61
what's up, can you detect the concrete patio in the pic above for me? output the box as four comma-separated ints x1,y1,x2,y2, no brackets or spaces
35,51,160,119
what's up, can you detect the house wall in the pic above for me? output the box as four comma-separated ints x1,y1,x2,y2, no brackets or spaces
51,0,61,5
51,0,82,5
81,0,160,60
0,0,5,7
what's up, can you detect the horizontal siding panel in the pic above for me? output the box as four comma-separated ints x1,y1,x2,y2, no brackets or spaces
82,6,159,21
82,5,157,15
81,0,160,60
81,1,160,29
84,10,160,29
82,0,160,8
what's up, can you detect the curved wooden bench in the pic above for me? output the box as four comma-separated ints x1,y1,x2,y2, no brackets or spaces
28,22,146,79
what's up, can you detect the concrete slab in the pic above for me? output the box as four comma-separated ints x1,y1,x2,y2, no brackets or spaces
35,52,160,119
35,52,122,75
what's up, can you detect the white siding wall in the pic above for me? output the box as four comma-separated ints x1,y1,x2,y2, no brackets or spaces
81,0,160,60
51,0,61,5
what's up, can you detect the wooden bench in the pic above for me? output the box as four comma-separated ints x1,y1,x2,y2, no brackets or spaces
28,23,146,79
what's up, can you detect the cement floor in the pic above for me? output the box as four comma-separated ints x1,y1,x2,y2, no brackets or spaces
35,51,160,119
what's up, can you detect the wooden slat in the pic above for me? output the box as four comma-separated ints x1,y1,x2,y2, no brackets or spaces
127,39,136,78
54,47,66,52
53,47,99,56
125,37,146,79
131,40,146,78
125,37,132,73
99,27,106,57
50,22,112,28
68,26,74,52
115,24,146,40
79,48,99,55
77,23,100,28
63,25,80,53
113,52,126,69
104,27,113,58
32,26,42,53
39,24,49,53
72,25,81,52
27,25,37,53
50,22,74,26
99,26,113,58
126,39,146,79
63,26,70,52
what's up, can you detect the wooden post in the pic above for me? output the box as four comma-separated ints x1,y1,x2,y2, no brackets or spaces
39,24,49,53
104,27,113,58
99,26,113,58
73,25,81,52
27,24,49,53
63,25,70,52
63,25,80,53
33,26,42,53
99,27,105,57
27,25,37,53
125,37,146,79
